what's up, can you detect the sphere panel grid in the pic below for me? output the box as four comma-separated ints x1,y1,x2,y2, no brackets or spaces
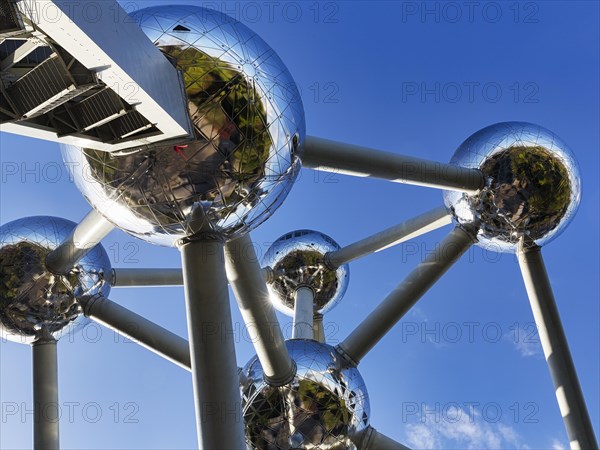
0,4,592,449
444,122,580,252
262,230,349,316
241,340,370,449
0,216,112,343
62,5,305,247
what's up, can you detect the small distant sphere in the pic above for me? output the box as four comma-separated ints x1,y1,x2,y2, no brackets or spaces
241,340,370,449
0,216,111,344
262,230,349,316
443,122,581,252
62,5,305,247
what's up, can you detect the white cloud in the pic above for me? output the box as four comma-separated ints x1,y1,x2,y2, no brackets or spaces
550,438,567,450
504,324,543,358
404,405,526,449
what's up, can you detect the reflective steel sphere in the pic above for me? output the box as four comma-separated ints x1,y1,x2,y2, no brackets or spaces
443,122,581,252
0,216,111,344
61,5,305,247
262,230,349,316
241,340,370,449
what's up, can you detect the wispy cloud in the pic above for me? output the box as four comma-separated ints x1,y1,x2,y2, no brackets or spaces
403,405,526,449
550,438,567,450
504,324,543,358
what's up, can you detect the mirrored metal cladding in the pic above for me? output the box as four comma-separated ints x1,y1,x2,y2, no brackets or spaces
61,5,306,247
262,230,349,316
0,216,112,344
443,122,581,253
240,339,370,449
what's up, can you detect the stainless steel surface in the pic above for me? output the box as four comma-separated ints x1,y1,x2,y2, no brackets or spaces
0,216,112,344
337,226,474,366
240,339,370,449
225,234,295,387
61,5,305,247
45,209,114,275
313,313,325,344
326,206,451,268
444,122,581,253
2,0,193,152
32,335,59,450
111,268,184,287
293,287,314,340
518,245,598,450
262,230,349,316
300,136,484,193
81,295,191,371
356,427,411,450
181,238,245,449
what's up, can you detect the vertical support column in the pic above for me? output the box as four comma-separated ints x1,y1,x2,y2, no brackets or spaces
313,313,325,343
293,287,314,339
180,237,245,449
518,245,598,450
32,336,59,450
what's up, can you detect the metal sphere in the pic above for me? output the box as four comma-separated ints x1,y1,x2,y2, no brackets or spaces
0,216,111,344
62,5,305,247
262,230,349,316
241,340,370,449
443,122,581,252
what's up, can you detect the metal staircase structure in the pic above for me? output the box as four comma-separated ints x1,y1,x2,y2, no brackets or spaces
0,0,193,152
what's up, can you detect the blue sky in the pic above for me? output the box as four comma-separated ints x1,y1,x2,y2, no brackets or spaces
1,1,598,449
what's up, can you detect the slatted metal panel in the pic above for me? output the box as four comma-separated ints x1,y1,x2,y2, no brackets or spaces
98,110,155,141
5,54,100,118
6,55,73,115
70,88,127,131
0,0,23,38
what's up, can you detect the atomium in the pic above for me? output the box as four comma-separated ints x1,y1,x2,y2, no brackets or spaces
0,2,596,449
0,216,111,344
62,4,305,247
240,340,370,449
443,122,581,252
262,230,349,316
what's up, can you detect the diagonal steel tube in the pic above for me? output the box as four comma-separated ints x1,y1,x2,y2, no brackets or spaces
326,206,452,268
354,426,412,450
300,136,484,193
224,234,295,386
111,268,184,287
180,236,245,449
80,295,191,370
32,334,60,450
110,267,274,288
518,244,598,450
337,226,474,366
45,209,114,275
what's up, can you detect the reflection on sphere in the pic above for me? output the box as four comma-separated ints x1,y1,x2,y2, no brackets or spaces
241,340,370,449
443,122,580,252
0,216,111,344
262,230,349,316
62,5,305,246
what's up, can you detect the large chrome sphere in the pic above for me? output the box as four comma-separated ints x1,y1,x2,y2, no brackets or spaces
444,122,581,252
262,230,349,316
241,340,370,449
0,216,111,344
62,5,305,247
